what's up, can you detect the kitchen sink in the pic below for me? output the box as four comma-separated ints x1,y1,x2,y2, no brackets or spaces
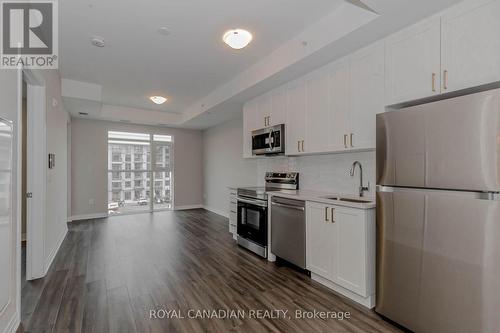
338,198,372,204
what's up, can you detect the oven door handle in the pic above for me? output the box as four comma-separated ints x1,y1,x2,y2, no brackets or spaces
237,197,268,207
271,202,305,211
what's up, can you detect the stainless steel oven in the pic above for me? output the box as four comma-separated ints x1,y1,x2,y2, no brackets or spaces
237,172,299,258
236,196,268,258
252,124,285,155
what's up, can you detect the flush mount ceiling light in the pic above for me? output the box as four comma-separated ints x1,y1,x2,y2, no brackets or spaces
90,36,105,47
223,29,253,50
150,96,167,104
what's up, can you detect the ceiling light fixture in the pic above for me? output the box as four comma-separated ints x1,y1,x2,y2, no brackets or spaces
223,29,253,50
90,36,105,47
158,27,171,36
150,96,167,104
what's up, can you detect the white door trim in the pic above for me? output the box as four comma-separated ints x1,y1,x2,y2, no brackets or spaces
24,69,46,280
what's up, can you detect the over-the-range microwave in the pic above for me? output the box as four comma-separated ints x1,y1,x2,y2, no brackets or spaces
252,124,285,155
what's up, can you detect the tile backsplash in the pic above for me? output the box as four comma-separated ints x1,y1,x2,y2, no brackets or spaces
256,151,375,197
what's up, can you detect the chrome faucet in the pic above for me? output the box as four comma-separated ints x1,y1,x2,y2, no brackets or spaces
350,161,369,197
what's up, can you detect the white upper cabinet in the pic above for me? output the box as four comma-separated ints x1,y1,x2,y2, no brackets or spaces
441,0,500,93
349,42,385,150
256,93,272,129
306,70,330,153
286,79,307,155
270,87,286,126
385,17,442,105
327,60,350,151
242,99,257,158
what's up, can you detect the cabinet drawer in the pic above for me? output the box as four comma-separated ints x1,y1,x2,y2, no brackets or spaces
229,211,237,226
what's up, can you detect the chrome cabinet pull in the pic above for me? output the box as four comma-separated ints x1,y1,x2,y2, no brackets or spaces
297,140,300,152
331,207,335,223
432,72,436,92
343,134,347,148
267,116,271,126
443,70,448,90
350,133,354,148
301,140,305,152
325,206,329,222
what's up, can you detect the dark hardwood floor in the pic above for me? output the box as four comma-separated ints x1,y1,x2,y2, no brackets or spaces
20,209,401,333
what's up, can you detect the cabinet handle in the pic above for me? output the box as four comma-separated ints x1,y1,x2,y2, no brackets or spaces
432,72,436,92
331,207,335,223
267,116,271,126
297,140,301,152
343,134,347,148
350,133,354,148
325,207,329,222
264,117,267,126
443,70,448,90
301,140,305,152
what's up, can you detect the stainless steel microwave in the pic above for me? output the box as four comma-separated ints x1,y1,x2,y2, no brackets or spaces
252,124,285,155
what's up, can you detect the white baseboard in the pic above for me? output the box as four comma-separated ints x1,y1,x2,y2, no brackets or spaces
203,206,229,218
2,311,19,333
174,204,203,211
44,227,67,275
69,212,108,222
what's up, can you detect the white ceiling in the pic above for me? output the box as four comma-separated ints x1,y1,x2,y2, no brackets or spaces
61,0,463,128
60,0,344,114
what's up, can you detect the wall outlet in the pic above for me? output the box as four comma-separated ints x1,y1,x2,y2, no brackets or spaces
89,198,94,205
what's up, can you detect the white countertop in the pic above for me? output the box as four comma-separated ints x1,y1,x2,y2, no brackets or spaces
268,189,376,209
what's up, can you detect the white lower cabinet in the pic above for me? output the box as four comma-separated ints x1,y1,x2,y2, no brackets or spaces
306,201,376,308
229,189,237,239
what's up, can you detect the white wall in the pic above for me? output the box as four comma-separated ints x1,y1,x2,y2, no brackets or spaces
71,118,203,218
202,117,375,217
0,69,21,333
202,117,257,215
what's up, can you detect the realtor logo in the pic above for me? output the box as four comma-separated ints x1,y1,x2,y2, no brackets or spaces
1,0,58,68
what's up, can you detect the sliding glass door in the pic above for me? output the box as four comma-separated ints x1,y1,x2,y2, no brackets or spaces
152,135,173,210
107,131,173,215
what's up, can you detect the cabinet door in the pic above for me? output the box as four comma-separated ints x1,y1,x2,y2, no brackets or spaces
242,100,257,158
270,86,286,126
306,71,330,153
349,42,385,150
441,0,500,92
286,79,307,154
328,59,350,151
256,93,272,128
336,207,367,296
306,202,336,279
385,17,442,105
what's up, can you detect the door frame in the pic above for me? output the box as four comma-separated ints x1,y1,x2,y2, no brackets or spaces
23,68,46,280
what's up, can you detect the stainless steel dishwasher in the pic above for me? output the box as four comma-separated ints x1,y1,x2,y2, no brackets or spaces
271,196,306,269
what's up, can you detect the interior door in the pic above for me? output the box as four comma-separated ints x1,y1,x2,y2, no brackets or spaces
441,0,500,93
0,119,13,313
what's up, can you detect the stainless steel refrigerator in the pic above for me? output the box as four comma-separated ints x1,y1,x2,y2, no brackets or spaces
376,88,500,333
